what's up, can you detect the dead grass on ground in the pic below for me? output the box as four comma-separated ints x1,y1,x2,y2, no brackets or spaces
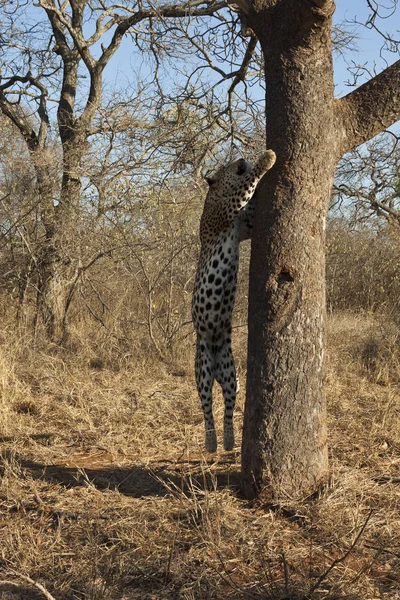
0,312,399,599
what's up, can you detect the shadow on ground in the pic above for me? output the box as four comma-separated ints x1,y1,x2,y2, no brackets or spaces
0,583,44,600
0,433,55,444
2,448,242,498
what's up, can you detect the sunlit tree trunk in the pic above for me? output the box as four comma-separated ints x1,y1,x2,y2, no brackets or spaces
240,0,400,500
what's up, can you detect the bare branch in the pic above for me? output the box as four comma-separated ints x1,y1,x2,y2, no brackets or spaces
335,59,400,153
310,511,373,594
0,90,39,151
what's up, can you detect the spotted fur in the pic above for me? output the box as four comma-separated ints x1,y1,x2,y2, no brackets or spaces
192,150,276,452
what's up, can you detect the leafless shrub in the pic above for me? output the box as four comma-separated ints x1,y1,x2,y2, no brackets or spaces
327,219,400,315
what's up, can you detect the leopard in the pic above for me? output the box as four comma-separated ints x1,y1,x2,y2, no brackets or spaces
192,150,276,452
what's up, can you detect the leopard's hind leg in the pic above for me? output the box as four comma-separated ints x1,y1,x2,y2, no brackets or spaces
215,333,236,451
195,338,217,452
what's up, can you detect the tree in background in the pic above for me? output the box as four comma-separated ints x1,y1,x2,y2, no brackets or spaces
334,132,400,229
326,131,400,318
0,0,262,341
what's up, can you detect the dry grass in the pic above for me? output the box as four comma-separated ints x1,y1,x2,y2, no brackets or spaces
0,312,399,600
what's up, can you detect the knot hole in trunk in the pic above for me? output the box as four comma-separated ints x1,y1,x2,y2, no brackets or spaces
277,268,294,287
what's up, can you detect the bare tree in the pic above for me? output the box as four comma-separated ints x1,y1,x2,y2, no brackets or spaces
0,0,364,343
1,0,243,341
240,0,400,500
333,131,400,228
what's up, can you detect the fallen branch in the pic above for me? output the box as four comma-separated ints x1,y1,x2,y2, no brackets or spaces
2,571,57,600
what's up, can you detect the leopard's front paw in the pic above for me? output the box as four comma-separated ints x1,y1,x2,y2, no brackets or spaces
259,149,276,171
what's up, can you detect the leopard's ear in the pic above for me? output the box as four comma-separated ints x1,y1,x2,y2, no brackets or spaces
205,176,216,186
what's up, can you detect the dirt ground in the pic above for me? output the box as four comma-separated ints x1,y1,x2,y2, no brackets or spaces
0,313,399,599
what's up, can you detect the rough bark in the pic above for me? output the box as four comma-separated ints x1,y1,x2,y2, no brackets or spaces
241,0,400,501
241,0,336,500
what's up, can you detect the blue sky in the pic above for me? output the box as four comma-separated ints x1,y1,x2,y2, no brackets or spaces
13,0,400,129
332,0,399,96
98,0,400,101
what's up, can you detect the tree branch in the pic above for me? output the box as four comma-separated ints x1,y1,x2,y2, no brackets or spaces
0,90,39,151
227,32,257,104
0,73,50,147
335,59,400,154
41,0,226,130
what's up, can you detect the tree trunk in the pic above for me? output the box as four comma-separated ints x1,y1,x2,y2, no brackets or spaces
241,0,337,500
37,134,86,342
37,251,67,341
30,158,60,339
